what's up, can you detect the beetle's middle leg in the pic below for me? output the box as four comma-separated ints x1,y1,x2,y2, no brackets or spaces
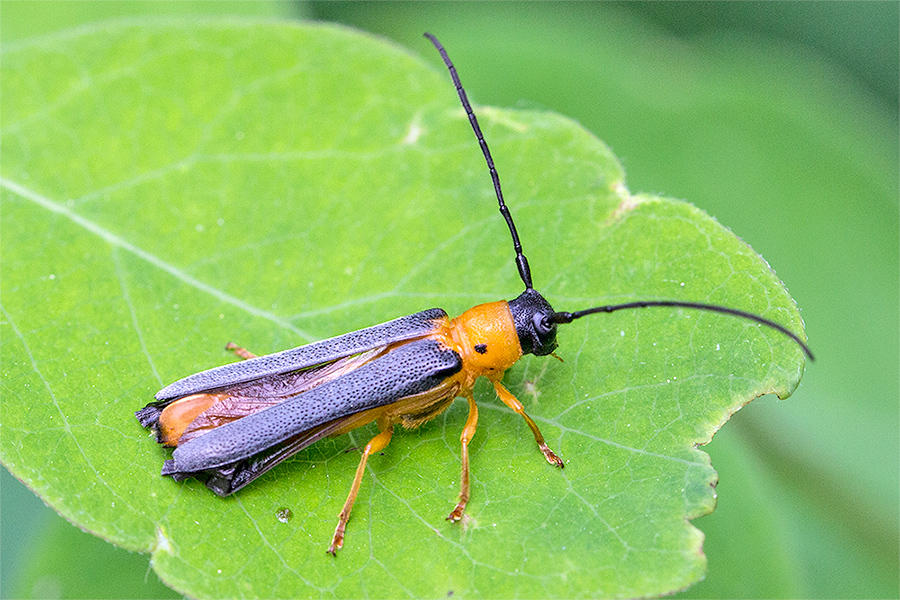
447,390,479,522
492,380,564,468
328,419,393,555
225,342,257,360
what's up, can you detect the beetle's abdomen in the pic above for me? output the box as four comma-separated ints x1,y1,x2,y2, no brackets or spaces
164,338,462,473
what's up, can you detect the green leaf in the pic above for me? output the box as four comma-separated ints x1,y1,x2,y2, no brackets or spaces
1,22,808,598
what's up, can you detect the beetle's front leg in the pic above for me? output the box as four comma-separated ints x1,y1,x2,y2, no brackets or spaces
492,380,564,468
448,391,479,522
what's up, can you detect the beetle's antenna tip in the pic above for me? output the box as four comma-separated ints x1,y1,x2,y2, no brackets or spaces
552,302,814,361
425,32,534,291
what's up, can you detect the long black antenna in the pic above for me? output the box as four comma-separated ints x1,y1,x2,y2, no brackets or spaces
551,300,814,360
424,34,812,363
424,32,534,290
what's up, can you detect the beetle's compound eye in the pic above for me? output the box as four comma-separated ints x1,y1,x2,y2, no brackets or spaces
534,312,554,337
474,343,488,354
527,311,559,356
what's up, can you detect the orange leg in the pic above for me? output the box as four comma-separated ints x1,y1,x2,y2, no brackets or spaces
447,391,479,522
225,342,257,360
328,421,393,555
492,380,564,468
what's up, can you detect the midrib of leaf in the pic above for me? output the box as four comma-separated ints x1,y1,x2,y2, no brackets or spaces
0,176,313,340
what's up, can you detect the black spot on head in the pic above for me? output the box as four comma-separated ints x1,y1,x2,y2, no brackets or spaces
474,343,487,354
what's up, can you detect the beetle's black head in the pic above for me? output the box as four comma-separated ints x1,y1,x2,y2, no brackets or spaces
509,288,559,356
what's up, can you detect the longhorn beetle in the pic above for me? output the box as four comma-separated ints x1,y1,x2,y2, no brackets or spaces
137,32,813,555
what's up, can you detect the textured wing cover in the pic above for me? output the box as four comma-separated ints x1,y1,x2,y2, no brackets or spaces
155,308,447,400
162,338,462,476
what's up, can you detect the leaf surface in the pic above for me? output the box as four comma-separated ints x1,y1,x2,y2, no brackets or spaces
0,22,807,598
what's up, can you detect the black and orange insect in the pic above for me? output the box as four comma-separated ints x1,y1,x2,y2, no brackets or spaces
137,33,813,555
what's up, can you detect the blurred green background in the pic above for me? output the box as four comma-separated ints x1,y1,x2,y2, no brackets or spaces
2,1,897,598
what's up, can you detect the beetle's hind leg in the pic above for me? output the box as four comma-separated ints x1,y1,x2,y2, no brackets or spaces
492,381,564,468
328,420,393,555
448,391,479,522
225,342,257,360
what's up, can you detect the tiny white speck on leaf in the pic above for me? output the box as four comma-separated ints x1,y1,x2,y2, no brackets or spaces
155,528,172,553
403,115,423,144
